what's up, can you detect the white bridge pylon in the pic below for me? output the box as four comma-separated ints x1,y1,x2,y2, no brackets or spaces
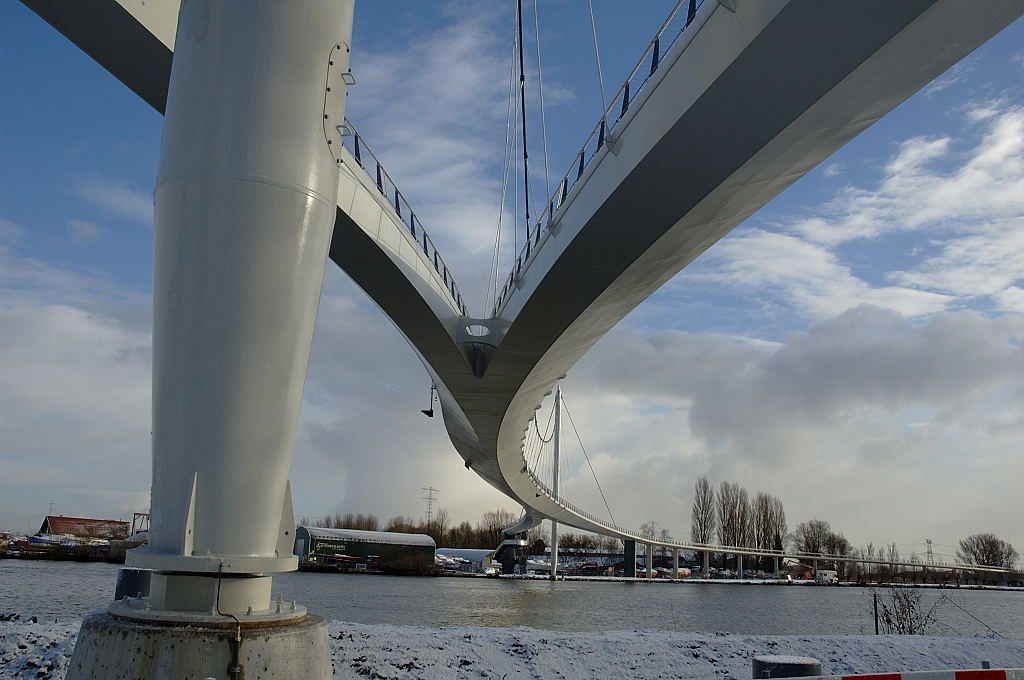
19,0,1024,600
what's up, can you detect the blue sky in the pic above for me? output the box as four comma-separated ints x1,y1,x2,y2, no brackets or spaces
1,2,1023,559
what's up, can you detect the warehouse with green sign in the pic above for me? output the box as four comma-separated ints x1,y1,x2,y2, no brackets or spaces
294,526,436,574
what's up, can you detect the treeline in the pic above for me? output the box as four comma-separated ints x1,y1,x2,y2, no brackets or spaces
687,478,1019,577
302,508,522,550
689,476,787,553
300,509,618,553
549,532,621,553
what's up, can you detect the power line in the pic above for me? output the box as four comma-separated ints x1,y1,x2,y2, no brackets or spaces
421,487,439,525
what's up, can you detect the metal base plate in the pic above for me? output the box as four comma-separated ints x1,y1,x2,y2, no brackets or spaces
109,596,307,628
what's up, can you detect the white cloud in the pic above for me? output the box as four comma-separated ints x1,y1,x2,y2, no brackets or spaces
792,104,1024,245
689,229,951,319
892,220,1024,306
923,58,975,96
345,3,575,312
822,162,842,177
0,257,153,530
67,219,107,243
0,235,515,533
0,218,26,244
73,177,152,226
686,102,1024,320
559,307,1024,548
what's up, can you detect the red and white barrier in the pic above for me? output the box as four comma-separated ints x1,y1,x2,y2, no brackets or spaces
809,669,1024,680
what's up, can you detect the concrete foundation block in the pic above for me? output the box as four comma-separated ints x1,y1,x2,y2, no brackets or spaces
66,611,329,680
752,655,821,678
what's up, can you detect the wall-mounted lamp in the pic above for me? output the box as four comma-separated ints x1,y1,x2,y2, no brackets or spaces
421,383,437,418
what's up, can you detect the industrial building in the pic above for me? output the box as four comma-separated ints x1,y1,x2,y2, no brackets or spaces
37,516,129,541
294,526,435,575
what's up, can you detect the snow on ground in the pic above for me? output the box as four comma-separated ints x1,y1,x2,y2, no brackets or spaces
3,617,1024,679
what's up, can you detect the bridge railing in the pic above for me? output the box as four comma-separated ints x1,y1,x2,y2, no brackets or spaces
521,445,1019,574
492,0,708,316
341,120,468,316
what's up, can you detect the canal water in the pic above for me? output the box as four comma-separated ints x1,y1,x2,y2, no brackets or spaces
2,560,1022,637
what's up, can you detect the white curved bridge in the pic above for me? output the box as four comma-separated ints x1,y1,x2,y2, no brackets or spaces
22,0,1024,562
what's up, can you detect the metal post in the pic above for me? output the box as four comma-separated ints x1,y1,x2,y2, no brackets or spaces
737,554,744,579
672,548,679,578
128,0,355,617
703,550,710,577
550,387,561,581
646,542,654,578
774,556,780,576
624,540,636,577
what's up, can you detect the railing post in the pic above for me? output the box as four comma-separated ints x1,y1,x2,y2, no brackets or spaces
560,177,568,203
620,82,630,118
687,0,697,25
394,188,401,216
597,118,606,150
576,152,585,181
650,37,660,76
353,134,362,166
375,163,383,193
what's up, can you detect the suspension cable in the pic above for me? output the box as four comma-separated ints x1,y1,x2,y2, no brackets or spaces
534,403,555,443
561,393,617,527
487,11,523,314
532,0,551,205
516,0,531,239
586,0,608,118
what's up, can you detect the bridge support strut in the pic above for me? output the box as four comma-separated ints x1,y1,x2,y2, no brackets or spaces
68,1,355,678
624,540,636,577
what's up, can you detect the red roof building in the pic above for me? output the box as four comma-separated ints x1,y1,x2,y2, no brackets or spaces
37,516,129,541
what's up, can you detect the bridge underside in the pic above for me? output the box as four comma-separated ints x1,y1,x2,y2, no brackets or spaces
20,0,1024,550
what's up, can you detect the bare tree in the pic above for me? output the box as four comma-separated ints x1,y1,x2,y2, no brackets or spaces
957,533,1019,568
793,519,831,554
769,496,787,552
657,528,672,558
599,535,622,552
716,481,740,546
753,493,773,551
824,531,852,577
717,481,753,572
316,512,381,531
430,507,450,541
690,476,716,544
737,488,752,548
478,508,520,548
869,588,943,635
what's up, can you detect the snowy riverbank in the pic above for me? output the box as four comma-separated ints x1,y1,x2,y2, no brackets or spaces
3,618,1024,679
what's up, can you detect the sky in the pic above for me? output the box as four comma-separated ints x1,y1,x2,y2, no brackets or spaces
1,2,1023,562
